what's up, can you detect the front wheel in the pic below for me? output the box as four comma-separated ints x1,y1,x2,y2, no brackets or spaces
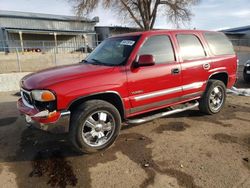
69,100,121,153
199,80,226,115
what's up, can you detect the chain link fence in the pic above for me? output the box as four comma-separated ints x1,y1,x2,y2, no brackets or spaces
230,39,250,47
0,40,99,73
230,39,250,66
0,38,250,73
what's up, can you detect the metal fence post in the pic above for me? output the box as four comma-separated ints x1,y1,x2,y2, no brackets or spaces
82,47,84,60
53,48,57,65
15,48,22,72
42,41,45,53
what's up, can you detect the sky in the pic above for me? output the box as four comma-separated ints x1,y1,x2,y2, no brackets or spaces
1,0,250,30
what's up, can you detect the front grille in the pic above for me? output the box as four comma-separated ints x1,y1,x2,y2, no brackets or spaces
21,89,33,108
20,89,56,111
23,92,32,105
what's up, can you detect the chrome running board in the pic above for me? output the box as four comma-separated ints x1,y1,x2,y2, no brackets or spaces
126,101,199,124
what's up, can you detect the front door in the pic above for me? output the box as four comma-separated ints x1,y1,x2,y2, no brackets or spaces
127,34,182,115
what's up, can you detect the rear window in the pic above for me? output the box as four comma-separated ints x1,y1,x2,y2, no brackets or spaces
177,34,206,61
204,32,235,55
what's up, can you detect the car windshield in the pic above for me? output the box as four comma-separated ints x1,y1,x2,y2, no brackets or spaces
84,35,140,66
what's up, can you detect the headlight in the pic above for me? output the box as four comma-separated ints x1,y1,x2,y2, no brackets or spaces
31,90,56,102
245,60,250,67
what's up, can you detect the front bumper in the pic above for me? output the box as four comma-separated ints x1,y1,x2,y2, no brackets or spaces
17,98,70,133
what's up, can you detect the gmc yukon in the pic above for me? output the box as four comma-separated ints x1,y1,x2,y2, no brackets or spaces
17,30,237,153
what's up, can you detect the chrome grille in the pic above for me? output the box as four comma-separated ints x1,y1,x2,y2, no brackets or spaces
21,89,34,108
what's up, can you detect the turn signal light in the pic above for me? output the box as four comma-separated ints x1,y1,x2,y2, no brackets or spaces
32,90,56,102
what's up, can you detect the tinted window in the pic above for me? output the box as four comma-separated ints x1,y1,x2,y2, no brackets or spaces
138,35,175,64
204,32,235,55
177,34,206,60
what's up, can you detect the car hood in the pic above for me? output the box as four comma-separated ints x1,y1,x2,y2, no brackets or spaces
21,63,115,90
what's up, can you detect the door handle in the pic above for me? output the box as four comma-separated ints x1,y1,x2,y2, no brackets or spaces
171,68,180,74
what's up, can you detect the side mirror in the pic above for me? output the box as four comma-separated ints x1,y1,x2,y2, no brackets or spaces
137,54,155,67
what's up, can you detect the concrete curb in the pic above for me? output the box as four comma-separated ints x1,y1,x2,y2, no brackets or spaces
0,72,31,92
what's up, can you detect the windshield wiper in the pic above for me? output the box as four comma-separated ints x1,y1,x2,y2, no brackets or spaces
91,58,104,64
90,58,115,66
80,59,89,64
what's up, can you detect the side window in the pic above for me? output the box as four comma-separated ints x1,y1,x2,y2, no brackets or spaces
204,32,235,55
138,35,175,64
177,34,206,61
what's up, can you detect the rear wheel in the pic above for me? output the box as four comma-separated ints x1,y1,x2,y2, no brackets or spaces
199,80,226,114
69,100,121,153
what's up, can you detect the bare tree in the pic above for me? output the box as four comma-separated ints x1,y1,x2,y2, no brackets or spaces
72,0,200,30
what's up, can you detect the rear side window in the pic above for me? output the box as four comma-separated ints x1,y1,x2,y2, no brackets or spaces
177,34,206,61
139,35,175,64
204,32,235,55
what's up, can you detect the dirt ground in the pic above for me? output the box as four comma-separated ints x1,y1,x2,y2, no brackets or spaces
0,75,249,188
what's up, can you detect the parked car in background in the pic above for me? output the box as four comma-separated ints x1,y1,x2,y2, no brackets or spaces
17,30,237,153
243,60,250,82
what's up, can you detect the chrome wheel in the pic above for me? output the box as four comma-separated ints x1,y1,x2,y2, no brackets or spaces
82,111,115,147
209,86,224,111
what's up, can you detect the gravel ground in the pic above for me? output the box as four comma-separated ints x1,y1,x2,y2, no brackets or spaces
0,73,249,188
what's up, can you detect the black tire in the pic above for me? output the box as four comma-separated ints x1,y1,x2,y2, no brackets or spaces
199,79,226,115
69,100,121,154
243,67,250,82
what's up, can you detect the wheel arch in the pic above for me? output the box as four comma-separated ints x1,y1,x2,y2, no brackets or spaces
208,72,229,87
68,91,126,120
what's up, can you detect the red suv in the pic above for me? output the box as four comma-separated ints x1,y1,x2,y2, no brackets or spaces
18,30,237,153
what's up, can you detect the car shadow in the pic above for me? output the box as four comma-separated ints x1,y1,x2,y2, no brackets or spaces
0,105,200,188
7,127,80,162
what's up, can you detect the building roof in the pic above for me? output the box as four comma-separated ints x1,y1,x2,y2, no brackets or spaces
95,26,142,31
5,28,96,35
0,10,99,23
221,25,250,34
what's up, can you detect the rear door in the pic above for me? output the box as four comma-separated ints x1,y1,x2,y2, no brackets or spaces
203,32,237,88
127,34,182,115
175,33,210,99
